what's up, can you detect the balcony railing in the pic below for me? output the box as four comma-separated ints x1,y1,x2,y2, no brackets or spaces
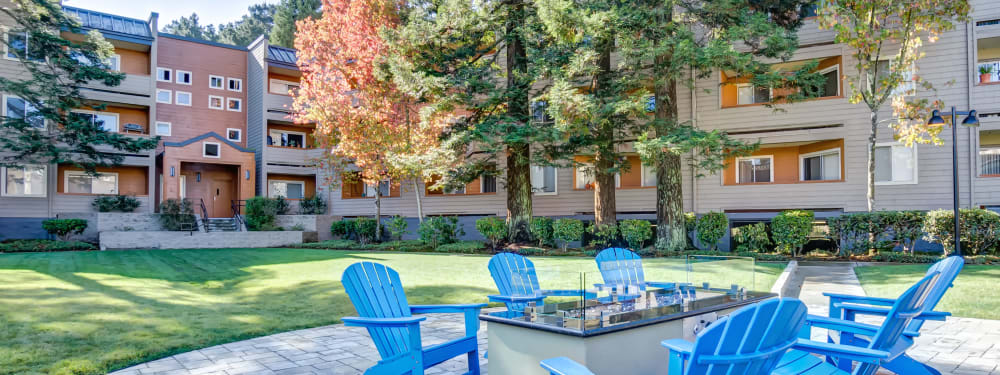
980,147,1000,176
976,61,1000,84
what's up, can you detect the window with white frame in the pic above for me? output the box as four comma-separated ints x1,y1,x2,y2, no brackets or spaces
175,91,192,106
71,110,119,132
3,95,44,129
269,79,300,95
875,143,917,184
2,165,46,197
800,148,841,181
226,128,241,142
175,70,192,85
641,163,656,187
209,75,224,89
208,95,223,110
270,180,305,199
156,89,172,104
227,98,242,112
736,83,771,105
269,130,305,148
156,67,172,82
65,170,117,194
531,165,557,194
574,162,620,189
875,60,916,97
203,142,220,158
155,121,171,136
5,31,43,61
227,78,242,92
364,180,391,197
736,156,773,183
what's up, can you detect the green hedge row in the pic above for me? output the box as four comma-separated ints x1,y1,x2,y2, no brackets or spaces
0,240,96,252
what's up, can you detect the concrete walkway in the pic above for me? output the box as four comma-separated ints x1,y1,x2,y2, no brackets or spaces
796,262,1000,375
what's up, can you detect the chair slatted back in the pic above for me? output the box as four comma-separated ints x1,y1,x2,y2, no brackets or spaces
908,256,963,332
854,271,942,375
488,253,542,311
684,298,808,375
341,262,414,360
595,247,647,291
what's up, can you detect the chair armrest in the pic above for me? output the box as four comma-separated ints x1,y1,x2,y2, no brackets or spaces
540,357,595,375
917,310,951,321
410,304,488,314
542,289,597,299
661,339,694,357
805,314,880,336
824,293,896,306
646,281,683,289
488,294,547,304
341,316,426,328
792,338,889,364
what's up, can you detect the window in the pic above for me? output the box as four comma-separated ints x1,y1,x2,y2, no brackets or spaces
270,180,305,199
2,165,46,197
805,65,840,98
481,175,497,193
980,130,1000,175
364,180,391,197
574,163,620,189
270,79,300,95
227,98,242,112
203,142,220,158
875,143,917,184
736,156,773,183
444,184,465,195
156,68,172,82
209,75,224,89
531,100,553,123
226,128,242,142
800,148,841,181
175,70,192,85
107,55,121,71
71,110,119,132
875,60,915,97
208,95,223,110
155,121,171,136
175,91,192,106
269,130,305,148
736,83,771,105
5,31,43,61
645,95,656,113
3,95,44,129
156,89,172,104
641,163,656,187
531,165,557,195
227,78,242,92
65,171,117,194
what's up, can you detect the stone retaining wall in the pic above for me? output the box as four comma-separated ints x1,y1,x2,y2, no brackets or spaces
96,213,169,232
274,215,318,231
100,231,305,250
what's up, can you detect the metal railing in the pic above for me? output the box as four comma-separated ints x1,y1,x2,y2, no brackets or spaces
199,198,210,232
232,199,246,231
981,147,1000,175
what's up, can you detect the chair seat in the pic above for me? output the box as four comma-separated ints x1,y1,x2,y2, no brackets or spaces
773,350,845,375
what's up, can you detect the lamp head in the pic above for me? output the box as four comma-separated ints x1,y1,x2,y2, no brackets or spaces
962,110,980,127
927,109,946,126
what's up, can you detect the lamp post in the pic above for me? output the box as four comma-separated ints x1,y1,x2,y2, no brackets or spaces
927,107,980,256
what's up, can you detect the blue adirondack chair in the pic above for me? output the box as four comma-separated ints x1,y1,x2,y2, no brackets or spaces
488,252,594,312
772,271,945,375
821,256,964,374
341,262,487,375
594,248,689,295
540,298,811,375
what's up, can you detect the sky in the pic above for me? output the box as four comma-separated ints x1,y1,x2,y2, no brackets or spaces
61,0,278,27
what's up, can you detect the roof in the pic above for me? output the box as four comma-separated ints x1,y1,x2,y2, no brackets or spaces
159,33,248,51
267,45,299,68
61,6,152,42
163,132,253,153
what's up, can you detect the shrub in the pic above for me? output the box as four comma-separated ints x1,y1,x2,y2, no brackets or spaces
92,195,141,212
293,239,359,249
289,224,305,231
355,217,378,244
476,217,507,251
871,252,943,264
41,219,88,241
827,211,926,255
772,210,814,256
552,218,584,251
0,240,97,252
619,219,652,250
732,222,771,252
695,212,727,250
386,216,409,241
298,195,327,214
924,209,1000,255
159,199,196,231
418,216,464,248
684,212,697,246
274,196,291,215
245,197,280,231
588,223,618,248
436,240,486,253
331,219,356,239
530,217,554,247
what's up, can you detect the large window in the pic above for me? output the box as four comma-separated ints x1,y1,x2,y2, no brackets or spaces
71,110,119,132
736,156,773,183
2,165,46,197
5,31,43,61
805,65,840,98
269,180,305,199
481,175,497,193
65,171,117,194
3,95,44,129
531,165,557,195
269,130,306,148
875,143,917,184
800,149,841,181
641,163,656,187
736,83,771,105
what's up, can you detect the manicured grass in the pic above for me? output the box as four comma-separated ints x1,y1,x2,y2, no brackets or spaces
854,264,1000,320
0,249,785,374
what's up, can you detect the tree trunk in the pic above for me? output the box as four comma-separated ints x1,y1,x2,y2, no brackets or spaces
652,39,686,251
591,41,616,228
504,0,532,243
412,178,424,223
593,152,617,227
374,187,382,242
867,110,878,212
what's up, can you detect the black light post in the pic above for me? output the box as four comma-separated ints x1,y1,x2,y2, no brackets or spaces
927,108,980,256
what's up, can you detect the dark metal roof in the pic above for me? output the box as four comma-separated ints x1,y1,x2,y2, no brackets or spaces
61,6,152,40
267,46,298,67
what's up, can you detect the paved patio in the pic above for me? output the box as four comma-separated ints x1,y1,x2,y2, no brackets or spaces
112,262,1000,375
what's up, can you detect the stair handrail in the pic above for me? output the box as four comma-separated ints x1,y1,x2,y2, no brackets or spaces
231,199,246,230
198,198,210,232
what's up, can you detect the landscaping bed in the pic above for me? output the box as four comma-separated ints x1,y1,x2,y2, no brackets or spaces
0,239,97,253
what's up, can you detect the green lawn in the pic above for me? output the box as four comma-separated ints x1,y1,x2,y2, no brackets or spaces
0,249,785,375
854,264,1000,320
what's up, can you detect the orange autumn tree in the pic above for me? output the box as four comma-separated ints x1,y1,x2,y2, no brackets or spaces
293,0,446,238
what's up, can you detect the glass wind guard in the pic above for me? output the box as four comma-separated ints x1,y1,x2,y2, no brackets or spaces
683,255,757,293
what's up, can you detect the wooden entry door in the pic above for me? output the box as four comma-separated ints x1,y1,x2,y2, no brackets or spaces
210,179,234,218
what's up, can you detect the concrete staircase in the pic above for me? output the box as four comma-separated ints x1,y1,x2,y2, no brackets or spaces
203,217,241,232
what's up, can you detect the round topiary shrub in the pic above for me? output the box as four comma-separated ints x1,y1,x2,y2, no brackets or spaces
41,219,88,241
552,218,584,252
619,219,652,251
695,211,727,250
772,210,814,256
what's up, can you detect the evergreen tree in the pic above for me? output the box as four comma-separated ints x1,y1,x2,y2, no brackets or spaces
0,0,158,171
218,4,277,46
162,13,219,41
271,0,321,48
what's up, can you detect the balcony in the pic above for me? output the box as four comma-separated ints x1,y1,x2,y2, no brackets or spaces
981,147,1000,176
266,146,324,168
265,93,295,122
974,36,1000,109
79,74,153,106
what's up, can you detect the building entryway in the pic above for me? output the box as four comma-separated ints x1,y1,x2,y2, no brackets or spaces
180,162,238,218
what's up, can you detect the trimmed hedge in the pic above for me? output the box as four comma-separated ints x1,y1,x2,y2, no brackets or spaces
41,219,88,241
245,197,281,231
92,195,141,212
435,240,486,253
696,212,727,250
772,210,814,256
552,218,584,251
827,211,925,255
0,240,96,252
924,209,1000,255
